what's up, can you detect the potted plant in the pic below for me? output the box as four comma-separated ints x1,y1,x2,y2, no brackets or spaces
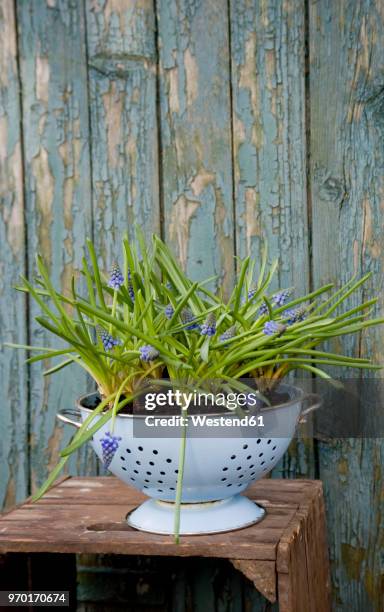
9,233,383,541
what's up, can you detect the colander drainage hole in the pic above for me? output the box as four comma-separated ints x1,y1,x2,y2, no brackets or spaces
226,484,232,487
237,484,242,487
145,479,149,483
158,489,163,493
153,450,158,455
267,439,271,444
249,464,254,468
134,470,139,474
174,469,179,474
243,444,248,449
120,456,125,461
222,467,228,471
256,439,261,444
130,477,135,481
272,446,277,450
221,478,227,481
246,455,252,460
261,461,265,466
258,453,263,457
236,466,241,471
239,475,244,479
122,467,127,471
250,471,255,476
143,485,148,489
263,467,268,472
138,446,144,451
160,471,166,475
136,460,141,465
166,458,172,463
126,448,131,453
170,487,175,490
230,455,236,460
146,471,152,475
149,461,154,466
158,480,163,484
270,456,275,461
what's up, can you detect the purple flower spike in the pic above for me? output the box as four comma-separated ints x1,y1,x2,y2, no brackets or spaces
258,302,268,316
272,289,292,307
180,307,199,331
98,327,121,351
140,344,160,362
108,262,124,290
248,288,257,300
201,313,216,337
263,321,287,336
219,325,236,342
100,431,122,468
284,305,307,325
165,304,174,319
127,270,135,301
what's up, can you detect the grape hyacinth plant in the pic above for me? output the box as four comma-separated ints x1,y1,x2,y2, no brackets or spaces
100,431,122,468
8,232,383,541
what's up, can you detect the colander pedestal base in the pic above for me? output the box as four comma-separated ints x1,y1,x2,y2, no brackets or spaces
127,494,265,535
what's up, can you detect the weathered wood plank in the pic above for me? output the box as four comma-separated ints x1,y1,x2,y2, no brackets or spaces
309,1,384,610
157,0,235,294
0,0,28,509
229,0,308,291
229,0,314,479
16,0,96,490
85,0,160,264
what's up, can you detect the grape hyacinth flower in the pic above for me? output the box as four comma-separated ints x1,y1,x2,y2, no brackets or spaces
258,302,268,316
263,321,287,336
127,270,135,301
272,289,292,307
140,344,160,362
98,327,121,351
284,305,307,325
257,289,292,315
201,312,216,337
241,287,257,304
180,307,199,331
100,431,122,469
165,304,174,319
219,325,236,342
108,262,124,290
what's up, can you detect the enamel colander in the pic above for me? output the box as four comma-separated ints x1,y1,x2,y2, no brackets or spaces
58,384,320,535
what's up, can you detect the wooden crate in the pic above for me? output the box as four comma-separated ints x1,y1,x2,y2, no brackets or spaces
0,477,331,611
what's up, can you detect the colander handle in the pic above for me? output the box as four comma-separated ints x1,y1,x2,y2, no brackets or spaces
57,409,82,429
299,392,322,423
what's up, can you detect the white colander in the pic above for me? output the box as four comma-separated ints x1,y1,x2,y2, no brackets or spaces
57,384,320,535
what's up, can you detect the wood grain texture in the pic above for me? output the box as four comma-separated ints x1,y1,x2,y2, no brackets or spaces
229,0,309,291
309,1,384,610
16,0,96,490
230,0,314,480
157,0,235,294
230,559,276,603
0,0,28,510
85,0,160,264
0,477,330,610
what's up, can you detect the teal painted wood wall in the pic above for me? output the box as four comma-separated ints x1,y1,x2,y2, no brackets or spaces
0,1,383,610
